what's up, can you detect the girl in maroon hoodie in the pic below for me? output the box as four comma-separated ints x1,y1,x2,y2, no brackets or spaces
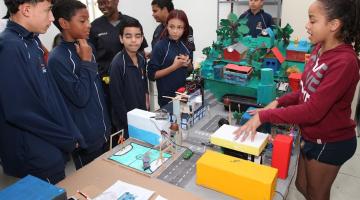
234,0,360,199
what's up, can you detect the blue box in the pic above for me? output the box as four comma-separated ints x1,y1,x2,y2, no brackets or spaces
240,107,257,125
263,58,280,72
286,40,311,52
0,175,67,200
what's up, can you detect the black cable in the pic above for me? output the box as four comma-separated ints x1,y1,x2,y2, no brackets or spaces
275,191,285,200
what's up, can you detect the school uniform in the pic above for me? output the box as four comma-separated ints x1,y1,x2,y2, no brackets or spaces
90,13,148,125
239,9,274,38
48,39,111,169
0,21,85,183
148,37,193,107
151,23,196,51
90,12,148,78
109,50,148,137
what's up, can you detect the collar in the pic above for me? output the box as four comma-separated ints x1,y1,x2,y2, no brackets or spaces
121,49,144,68
166,37,182,44
247,9,264,16
6,20,35,39
117,12,124,20
60,37,77,48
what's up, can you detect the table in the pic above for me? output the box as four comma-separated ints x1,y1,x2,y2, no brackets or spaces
178,103,298,200
58,102,298,200
57,151,201,200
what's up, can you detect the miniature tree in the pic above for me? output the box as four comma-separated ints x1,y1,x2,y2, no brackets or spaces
273,23,294,46
203,13,249,60
233,111,244,125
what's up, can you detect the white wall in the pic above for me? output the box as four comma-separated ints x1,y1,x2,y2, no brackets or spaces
119,0,279,60
281,0,313,40
0,0,315,56
24,0,218,59
119,0,218,60
0,2,6,16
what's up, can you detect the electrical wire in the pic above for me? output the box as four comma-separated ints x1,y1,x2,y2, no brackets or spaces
149,118,193,155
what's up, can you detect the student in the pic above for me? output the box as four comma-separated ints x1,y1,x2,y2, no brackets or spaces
109,18,149,138
49,0,111,170
151,0,195,51
234,0,360,199
148,9,193,107
239,0,274,37
90,0,148,83
0,0,85,183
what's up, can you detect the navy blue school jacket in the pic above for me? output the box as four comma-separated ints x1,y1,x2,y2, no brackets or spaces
0,21,85,179
48,39,111,152
239,9,274,38
109,50,148,132
147,37,193,107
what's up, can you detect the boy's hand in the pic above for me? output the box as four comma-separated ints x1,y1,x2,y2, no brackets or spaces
75,39,92,62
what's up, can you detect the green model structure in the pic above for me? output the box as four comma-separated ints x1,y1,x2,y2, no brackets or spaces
201,13,311,106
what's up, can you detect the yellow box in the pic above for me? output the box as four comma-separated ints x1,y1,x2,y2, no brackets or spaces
210,124,268,156
196,150,278,200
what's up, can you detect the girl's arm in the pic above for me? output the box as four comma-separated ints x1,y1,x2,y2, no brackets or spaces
153,55,185,79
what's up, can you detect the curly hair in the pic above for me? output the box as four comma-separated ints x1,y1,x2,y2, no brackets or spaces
318,0,360,55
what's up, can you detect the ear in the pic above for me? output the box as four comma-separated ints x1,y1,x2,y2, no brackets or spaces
119,35,124,44
330,19,342,32
59,18,70,30
18,3,32,17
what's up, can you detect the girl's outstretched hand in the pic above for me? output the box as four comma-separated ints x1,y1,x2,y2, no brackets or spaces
233,113,262,142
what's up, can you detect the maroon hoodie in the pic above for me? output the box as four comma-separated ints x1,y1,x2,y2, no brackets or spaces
259,44,359,142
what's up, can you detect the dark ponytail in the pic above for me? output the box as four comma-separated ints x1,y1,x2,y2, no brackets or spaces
318,0,360,55
353,0,360,55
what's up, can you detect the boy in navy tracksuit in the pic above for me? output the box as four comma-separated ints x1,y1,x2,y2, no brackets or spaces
239,0,274,38
90,0,148,80
0,0,85,184
148,10,193,107
109,18,149,138
49,0,111,169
